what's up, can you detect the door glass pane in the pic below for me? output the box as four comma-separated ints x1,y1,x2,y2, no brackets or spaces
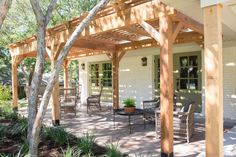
180,68,188,78
189,79,198,90
180,79,188,89
180,57,188,67
189,56,198,66
189,67,198,78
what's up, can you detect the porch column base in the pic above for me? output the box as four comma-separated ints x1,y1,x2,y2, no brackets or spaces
52,120,60,126
161,152,174,157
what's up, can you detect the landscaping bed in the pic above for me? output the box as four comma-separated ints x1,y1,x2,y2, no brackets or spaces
0,102,123,157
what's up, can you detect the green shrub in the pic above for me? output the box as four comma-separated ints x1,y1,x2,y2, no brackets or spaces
62,146,81,157
78,133,95,155
105,143,122,157
44,127,69,145
0,125,6,145
123,98,136,107
0,85,11,100
10,118,28,136
0,101,13,116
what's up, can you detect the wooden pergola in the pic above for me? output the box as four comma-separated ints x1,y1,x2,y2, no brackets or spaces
9,0,223,156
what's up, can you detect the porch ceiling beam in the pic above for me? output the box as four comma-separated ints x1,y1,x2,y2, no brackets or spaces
139,21,161,44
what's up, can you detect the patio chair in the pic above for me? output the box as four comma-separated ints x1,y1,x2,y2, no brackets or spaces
155,101,195,143
143,98,160,127
87,86,103,113
60,87,77,117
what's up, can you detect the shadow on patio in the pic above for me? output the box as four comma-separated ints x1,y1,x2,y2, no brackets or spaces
58,104,206,157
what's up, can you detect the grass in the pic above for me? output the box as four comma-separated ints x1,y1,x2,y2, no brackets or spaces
105,143,123,157
78,133,95,155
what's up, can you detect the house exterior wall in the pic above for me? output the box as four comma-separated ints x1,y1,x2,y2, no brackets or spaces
222,41,236,120
78,41,236,120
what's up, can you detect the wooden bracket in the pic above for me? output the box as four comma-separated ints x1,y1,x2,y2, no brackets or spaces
118,51,126,63
106,53,113,60
172,22,184,42
54,43,65,60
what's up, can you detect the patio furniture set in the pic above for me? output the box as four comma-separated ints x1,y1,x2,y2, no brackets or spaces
59,85,195,143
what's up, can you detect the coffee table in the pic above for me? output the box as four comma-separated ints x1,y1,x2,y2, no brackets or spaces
113,109,144,134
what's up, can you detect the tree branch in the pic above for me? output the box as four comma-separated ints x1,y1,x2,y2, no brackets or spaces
0,0,12,29
34,0,110,136
45,0,58,25
29,0,44,26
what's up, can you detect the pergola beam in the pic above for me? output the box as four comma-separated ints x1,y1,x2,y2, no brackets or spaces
118,32,203,51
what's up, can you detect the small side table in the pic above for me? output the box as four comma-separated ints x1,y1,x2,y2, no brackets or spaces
113,109,144,134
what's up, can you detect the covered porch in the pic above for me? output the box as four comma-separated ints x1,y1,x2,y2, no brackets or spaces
9,0,229,156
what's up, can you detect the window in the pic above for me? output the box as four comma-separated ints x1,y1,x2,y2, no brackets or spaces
179,55,198,90
90,62,112,87
102,63,112,87
90,64,100,86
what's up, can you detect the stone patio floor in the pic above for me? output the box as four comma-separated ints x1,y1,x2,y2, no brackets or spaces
20,103,236,157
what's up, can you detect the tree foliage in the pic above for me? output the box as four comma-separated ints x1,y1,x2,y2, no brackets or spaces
0,0,98,47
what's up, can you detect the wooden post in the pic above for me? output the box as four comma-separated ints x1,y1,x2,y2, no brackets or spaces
12,61,18,110
112,52,119,109
49,44,62,126
159,7,174,157
203,4,223,157
63,60,69,91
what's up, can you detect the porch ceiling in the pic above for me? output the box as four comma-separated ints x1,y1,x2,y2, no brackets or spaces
8,0,204,61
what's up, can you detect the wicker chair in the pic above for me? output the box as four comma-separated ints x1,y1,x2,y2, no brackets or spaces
87,86,103,113
155,101,195,143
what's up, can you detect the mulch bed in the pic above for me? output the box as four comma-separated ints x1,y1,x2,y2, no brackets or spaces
0,117,108,157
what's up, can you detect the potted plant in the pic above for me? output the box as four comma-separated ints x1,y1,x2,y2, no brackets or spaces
123,98,136,113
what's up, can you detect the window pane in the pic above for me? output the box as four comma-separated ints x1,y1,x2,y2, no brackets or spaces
95,64,99,71
189,79,198,90
180,79,188,89
91,79,99,86
189,67,198,78
189,56,198,66
103,71,112,79
180,57,188,67
103,63,112,71
180,68,188,78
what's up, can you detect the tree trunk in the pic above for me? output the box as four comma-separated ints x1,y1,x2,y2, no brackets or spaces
28,0,58,156
31,0,109,156
0,0,12,29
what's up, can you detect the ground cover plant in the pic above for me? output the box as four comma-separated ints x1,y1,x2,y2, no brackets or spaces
0,98,124,157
